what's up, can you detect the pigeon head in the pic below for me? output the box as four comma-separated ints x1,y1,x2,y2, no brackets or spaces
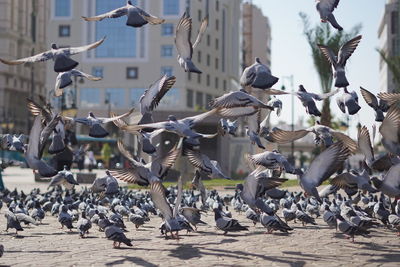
105,170,111,176
255,57,261,63
89,112,96,118
370,177,382,189
298,85,307,92
167,115,177,121
127,0,132,5
51,43,58,49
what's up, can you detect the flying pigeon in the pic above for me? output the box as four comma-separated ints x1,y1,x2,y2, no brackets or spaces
240,57,279,89
336,87,361,115
316,0,343,31
54,69,101,97
360,87,389,122
293,85,339,117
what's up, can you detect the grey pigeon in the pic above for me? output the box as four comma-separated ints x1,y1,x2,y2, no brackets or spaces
330,170,378,193
184,147,230,179
5,208,24,235
129,213,146,229
240,57,279,89
175,13,208,73
336,87,361,115
295,204,317,226
58,205,73,230
47,166,79,189
318,35,362,88
104,222,133,248
180,207,206,230
54,69,101,97
360,87,388,122
379,106,400,156
213,208,248,235
316,0,343,31
1,134,26,153
336,214,369,242
0,38,105,72
370,164,400,198
219,119,238,136
82,1,164,27
91,170,119,197
293,85,339,117
260,213,293,234
245,150,298,174
76,211,92,238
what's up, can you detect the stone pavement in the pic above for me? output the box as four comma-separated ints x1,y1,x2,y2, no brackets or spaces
1,168,400,266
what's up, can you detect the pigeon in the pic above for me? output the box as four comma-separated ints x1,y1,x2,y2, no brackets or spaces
184,147,229,179
370,164,400,198
213,208,248,235
245,150,298,174
316,0,343,31
46,166,79,189
180,207,206,230
323,206,337,230
91,170,119,197
129,213,146,229
296,142,350,202
65,108,134,138
76,211,92,238
240,57,279,89
5,208,24,235
0,37,105,72
25,116,58,177
377,92,400,107
293,85,339,117
282,204,297,224
191,170,207,208
1,134,26,153
104,222,133,248
379,106,400,156
245,208,260,226
260,213,293,234
118,110,217,146
139,75,176,125
30,201,45,223
245,124,265,149
295,204,317,226
54,69,101,97
336,214,370,242
360,87,389,122
267,96,283,116
219,119,238,136
318,35,362,88
268,121,357,153
82,1,164,27
336,87,361,115
58,205,74,230
175,12,208,73
0,244,3,258
330,170,378,193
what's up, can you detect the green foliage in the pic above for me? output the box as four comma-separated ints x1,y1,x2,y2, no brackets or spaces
377,49,400,92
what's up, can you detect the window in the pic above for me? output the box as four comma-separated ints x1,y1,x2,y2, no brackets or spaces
197,51,201,63
161,66,173,76
159,88,180,107
188,72,192,80
161,45,173,57
105,88,125,107
196,92,204,108
392,11,399,35
206,94,212,109
215,77,219,89
216,1,219,12
54,0,71,17
95,0,137,58
215,58,219,69
215,38,219,50
58,25,70,37
197,73,201,84
163,0,179,15
162,24,174,36
80,88,100,107
126,67,138,79
207,54,210,66
198,9,202,22
216,19,219,31
207,34,210,46
223,79,227,91
92,67,104,78
206,74,210,86
187,89,194,108
130,88,146,107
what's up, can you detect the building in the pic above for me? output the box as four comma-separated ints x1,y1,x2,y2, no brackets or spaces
46,0,242,175
0,0,49,133
378,0,400,93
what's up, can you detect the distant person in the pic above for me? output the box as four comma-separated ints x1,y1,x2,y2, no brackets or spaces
86,150,96,172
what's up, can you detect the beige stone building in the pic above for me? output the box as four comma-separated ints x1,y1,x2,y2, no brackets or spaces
0,0,49,133
378,0,400,93
46,0,243,175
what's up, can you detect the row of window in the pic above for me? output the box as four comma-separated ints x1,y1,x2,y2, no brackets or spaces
79,87,180,108
91,66,173,79
186,90,215,110
54,0,181,18
188,73,227,91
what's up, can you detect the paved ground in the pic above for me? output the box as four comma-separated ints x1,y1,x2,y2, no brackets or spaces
1,168,400,266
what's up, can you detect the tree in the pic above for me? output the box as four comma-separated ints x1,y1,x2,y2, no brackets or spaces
300,13,361,126
377,49,400,92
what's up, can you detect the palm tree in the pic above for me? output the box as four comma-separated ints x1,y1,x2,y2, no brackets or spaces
300,13,361,127
377,49,400,92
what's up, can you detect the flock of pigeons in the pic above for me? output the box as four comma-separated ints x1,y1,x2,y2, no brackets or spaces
0,0,400,255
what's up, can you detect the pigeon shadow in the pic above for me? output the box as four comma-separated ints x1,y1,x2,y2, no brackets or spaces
105,256,157,267
6,249,69,253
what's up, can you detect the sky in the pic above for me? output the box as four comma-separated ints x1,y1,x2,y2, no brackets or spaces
251,0,387,138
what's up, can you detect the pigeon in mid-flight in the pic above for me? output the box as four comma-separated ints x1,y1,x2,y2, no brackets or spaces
318,35,362,88
360,87,389,122
316,0,343,31
82,1,164,27
241,58,279,89
175,12,208,73
336,87,361,115
0,38,106,73
54,69,101,97
293,85,339,117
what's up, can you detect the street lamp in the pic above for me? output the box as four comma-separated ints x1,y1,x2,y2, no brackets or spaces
281,75,295,164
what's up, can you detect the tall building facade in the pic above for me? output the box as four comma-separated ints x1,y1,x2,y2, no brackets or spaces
46,0,242,174
378,0,400,93
0,0,49,133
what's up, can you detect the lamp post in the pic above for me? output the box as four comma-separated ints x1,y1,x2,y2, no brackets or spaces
281,75,295,164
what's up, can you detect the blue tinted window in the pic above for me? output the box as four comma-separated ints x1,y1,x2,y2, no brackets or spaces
95,0,136,58
130,88,146,108
163,0,179,15
161,66,173,76
80,88,100,107
92,67,103,78
161,45,173,57
55,0,71,17
162,24,174,36
159,88,180,107
105,88,126,107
